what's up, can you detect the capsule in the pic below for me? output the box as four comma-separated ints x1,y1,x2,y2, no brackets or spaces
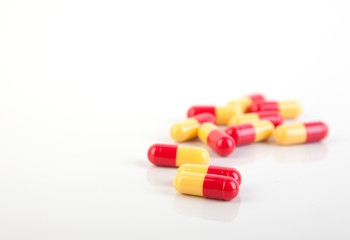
198,123,235,156
225,120,274,146
177,164,242,185
187,105,242,125
274,122,328,145
170,113,216,142
174,171,239,201
228,111,283,127
228,94,265,113
147,144,209,167
249,101,302,118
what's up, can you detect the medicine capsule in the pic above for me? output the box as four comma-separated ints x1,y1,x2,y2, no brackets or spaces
187,105,242,125
228,94,265,113
274,121,328,145
170,113,216,142
174,171,239,201
198,123,235,156
147,144,209,167
177,164,242,185
225,120,274,146
249,101,302,118
228,111,283,127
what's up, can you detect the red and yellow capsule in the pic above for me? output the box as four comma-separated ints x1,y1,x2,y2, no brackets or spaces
177,164,242,185
249,101,302,118
187,105,242,125
147,144,209,167
174,171,239,201
225,120,274,146
170,113,216,142
228,94,265,113
198,123,235,156
228,111,283,127
274,121,328,145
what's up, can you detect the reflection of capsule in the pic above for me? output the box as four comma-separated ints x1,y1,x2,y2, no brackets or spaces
147,144,209,167
274,122,328,145
228,111,283,127
170,113,216,142
227,94,265,113
177,164,242,185
187,105,242,125
198,123,235,156
174,171,239,201
226,120,274,146
249,101,302,118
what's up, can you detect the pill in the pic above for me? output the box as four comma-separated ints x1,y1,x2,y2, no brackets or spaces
198,123,235,156
174,171,239,201
225,120,274,146
177,164,242,185
170,113,216,142
147,144,209,167
187,105,242,125
249,101,302,118
274,121,328,145
228,94,265,113
228,111,283,127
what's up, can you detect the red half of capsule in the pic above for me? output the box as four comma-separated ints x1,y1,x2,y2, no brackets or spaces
304,122,329,143
203,174,240,201
249,94,265,103
147,144,177,166
249,101,278,113
207,129,235,156
256,111,283,127
225,123,256,146
207,166,242,185
187,106,215,118
191,113,216,125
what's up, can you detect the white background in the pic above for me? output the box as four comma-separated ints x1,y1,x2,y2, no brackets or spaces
1,0,350,239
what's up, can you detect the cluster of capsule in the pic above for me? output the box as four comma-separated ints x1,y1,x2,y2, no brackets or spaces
147,94,328,201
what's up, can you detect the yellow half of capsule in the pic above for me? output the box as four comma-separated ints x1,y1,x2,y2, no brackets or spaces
278,101,302,118
215,105,242,125
251,120,274,142
176,146,210,166
274,123,307,145
227,97,252,113
174,171,205,197
170,118,200,142
198,123,217,143
176,164,209,176
227,113,260,126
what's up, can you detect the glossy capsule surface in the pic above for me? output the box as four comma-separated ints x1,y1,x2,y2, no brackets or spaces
187,105,242,125
228,111,283,127
198,123,235,156
274,121,328,145
147,144,209,167
174,171,239,201
227,94,265,113
170,113,216,142
225,120,274,146
177,164,242,185
249,101,302,118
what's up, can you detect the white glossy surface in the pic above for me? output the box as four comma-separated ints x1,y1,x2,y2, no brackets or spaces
1,0,350,239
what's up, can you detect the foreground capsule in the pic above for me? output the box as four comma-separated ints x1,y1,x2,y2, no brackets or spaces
187,105,242,125
170,113,216,142
198,123,235,156
147,144,209,167
274,122,328,145
249,101,301,118
227,94,265,113
174,171,239,201
225,120,274,146
177,164,242,185
228,111,283,127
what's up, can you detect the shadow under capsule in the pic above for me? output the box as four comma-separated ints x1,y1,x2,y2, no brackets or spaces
173,194,241,223
147,165,178,187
